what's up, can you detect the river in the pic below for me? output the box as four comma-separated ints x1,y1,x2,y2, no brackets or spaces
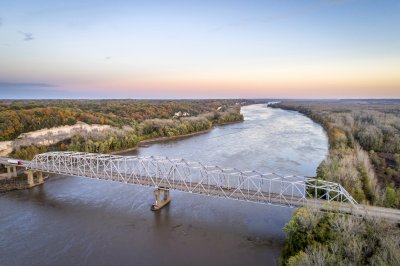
0,104,328,266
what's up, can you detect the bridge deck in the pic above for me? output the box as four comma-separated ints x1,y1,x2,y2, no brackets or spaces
1,152,399,222
27,168,400,221
0,158,31,166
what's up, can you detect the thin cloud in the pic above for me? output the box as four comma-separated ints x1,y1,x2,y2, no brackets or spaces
0,82,63,99
18,31,34,41
0,82,56,87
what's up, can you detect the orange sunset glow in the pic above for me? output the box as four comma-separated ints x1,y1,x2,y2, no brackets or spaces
1,0,399,98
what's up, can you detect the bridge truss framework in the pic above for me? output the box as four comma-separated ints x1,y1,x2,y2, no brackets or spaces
27,152,358,209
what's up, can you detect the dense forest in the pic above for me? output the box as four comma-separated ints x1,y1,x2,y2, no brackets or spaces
0,99,250,141
1,99,249,160
281,207,400,265
272,100,400,265
272,100,400,208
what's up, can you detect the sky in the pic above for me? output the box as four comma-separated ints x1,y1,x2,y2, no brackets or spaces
0,0,399,99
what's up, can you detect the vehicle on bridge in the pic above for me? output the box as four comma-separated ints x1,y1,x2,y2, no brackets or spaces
7,159,23,165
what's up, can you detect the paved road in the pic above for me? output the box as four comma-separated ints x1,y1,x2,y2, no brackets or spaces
0,158,31,166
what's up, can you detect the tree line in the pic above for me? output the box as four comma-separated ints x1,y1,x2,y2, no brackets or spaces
272,100,400,265
9,105,244,160
272,101,400,208
0,99,250,141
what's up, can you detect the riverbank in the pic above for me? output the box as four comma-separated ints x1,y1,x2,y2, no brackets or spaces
271,101,400,266
120,103,328,177
8,105,245,160
0,103,329,265
270,101,392,206
111,128,213,154
112,119,246,155
0,175,44,193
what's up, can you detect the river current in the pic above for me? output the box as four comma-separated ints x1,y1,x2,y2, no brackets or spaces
0,104,328,266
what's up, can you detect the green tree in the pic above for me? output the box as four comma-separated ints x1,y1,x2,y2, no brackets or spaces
383,186,399,208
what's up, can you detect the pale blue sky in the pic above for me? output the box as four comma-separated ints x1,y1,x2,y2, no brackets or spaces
0,0,399,98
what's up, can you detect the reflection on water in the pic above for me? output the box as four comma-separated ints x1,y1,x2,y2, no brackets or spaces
0,104,328,265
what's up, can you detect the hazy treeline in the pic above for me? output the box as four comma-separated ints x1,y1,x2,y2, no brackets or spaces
281,207,400,266
8,100,245,160
0,99,250,141
272,101,400,208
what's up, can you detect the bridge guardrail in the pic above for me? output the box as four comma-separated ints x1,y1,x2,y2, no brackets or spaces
27,151,359,209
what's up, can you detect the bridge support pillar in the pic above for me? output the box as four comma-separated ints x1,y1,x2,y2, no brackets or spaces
25,170,35,187
37,171,44,184
5,166,17,178
5,166,12,179
151,187,171,211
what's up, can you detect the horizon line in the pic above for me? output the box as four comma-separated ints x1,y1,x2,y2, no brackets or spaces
1,97,400,101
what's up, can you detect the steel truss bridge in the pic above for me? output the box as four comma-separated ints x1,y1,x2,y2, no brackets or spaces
26,152,359,210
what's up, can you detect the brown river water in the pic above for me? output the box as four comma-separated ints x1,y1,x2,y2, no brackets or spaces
0,104,328,266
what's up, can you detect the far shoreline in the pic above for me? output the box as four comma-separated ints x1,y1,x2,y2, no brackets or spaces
112,119,244,155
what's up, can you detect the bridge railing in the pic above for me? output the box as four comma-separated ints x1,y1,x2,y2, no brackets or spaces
27,152,358,208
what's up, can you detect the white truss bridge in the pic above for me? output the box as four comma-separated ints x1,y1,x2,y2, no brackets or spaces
26,151,359,210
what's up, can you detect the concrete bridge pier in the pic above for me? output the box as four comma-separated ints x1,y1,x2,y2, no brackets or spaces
5,166,17,179
37,171,44,184
24,170,44,187
151,187,171,211
25,170,35,187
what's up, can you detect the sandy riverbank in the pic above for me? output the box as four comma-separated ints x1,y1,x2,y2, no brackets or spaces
0,122,112,156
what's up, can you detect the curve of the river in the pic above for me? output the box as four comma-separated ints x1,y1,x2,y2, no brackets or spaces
0,104,328,266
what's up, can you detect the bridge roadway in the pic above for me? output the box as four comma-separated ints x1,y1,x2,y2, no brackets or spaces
0,158,31,166
26,167,400,221
1,152,399,222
